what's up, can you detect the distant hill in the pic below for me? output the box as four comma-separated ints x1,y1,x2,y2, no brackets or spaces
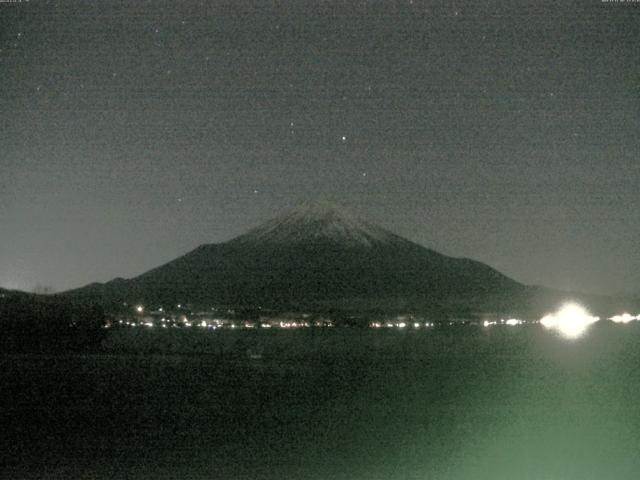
61,202,638,318
0,287,34,301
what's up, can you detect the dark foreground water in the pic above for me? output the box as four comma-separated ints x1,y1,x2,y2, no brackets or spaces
3,324,640,479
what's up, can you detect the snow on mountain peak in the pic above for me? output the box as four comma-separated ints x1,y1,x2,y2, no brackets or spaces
232,201,401,247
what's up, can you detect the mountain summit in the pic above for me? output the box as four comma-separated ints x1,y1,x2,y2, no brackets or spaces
64,202,528,313
232,201,402,247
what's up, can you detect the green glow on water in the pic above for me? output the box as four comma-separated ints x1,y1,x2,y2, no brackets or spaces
3,325,640,479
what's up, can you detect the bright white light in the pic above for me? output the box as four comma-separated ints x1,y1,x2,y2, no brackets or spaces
200,320,207,327
540,303,599,338
609,313,638,324
135,305,144,313
397,322,406,328
504,318,522,326
413,322,420,328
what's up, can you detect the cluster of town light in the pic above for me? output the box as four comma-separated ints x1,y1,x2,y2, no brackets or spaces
124,304,640,337
483,318,524,327
369,321,436,329
482,305,640,339
120,305,335,329
609,313,640,324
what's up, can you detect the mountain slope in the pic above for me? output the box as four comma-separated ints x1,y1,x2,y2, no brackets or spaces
64,202,528,312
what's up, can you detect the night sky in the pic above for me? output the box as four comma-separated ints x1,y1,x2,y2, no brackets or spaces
1,1,638,296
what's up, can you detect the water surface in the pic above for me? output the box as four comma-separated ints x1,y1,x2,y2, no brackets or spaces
2,324,640,479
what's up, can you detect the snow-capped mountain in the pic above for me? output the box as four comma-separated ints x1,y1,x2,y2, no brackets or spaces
63,202,529,313
232,201,404,247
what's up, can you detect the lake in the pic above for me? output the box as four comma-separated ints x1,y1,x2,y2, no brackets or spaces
2,323,640,479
